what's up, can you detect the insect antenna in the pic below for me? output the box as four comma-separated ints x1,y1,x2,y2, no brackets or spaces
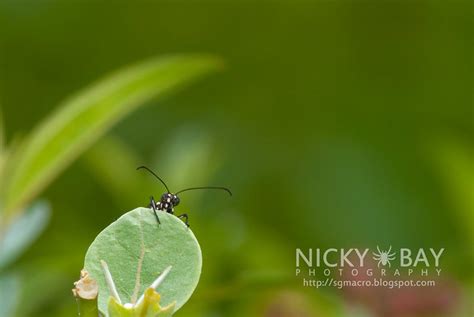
176,186,232,196
136,166,171,193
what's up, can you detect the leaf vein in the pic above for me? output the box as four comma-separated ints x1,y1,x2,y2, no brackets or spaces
131,216,146,303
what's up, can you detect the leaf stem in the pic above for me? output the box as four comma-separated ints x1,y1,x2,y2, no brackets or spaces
135,266,172,307
100,260,122,304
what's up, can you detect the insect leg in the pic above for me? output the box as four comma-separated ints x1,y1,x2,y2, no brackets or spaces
149,196,161,225
177,213,189,227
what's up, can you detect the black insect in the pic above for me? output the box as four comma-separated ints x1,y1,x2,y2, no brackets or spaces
137,166,232,227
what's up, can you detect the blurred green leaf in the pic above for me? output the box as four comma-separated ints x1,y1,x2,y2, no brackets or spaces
0,201,50,270
433,140,474,243
1,55,222,216
83,136,147,206
0,107,5,185
15,266,73,316
0,273,20,317
0,107,4,152
153,128,220,190
84,207,202,315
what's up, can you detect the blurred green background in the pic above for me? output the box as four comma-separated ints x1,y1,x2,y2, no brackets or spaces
0,1,472,316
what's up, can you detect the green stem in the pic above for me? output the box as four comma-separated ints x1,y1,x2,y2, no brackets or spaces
75,297,101,317
73,270,100,317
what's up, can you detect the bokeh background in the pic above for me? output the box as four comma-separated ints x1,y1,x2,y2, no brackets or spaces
0,1,472,316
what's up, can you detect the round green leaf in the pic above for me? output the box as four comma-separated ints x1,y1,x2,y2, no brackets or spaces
84,207,202,315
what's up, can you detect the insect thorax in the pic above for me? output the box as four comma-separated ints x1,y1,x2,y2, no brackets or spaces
158,193,180,213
